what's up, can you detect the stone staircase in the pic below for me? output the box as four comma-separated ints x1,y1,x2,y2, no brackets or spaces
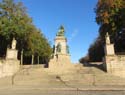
14,66,65,87
0,64,125,88
56,64,125,86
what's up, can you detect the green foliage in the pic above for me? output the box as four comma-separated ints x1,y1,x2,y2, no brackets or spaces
0,0,31,40
26,29,52,58
80,36,105,63
0,0,52,64
95,0,125,37
80,0,125,63
95,0,125,52
88,36,105,62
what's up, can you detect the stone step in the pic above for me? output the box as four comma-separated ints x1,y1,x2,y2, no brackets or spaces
60,74,125,86
0,76,12,86
1,66,124,86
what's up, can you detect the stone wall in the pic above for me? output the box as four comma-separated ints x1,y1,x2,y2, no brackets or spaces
104,55,125,78
0,59,20,78
49,54,72,74
104,33,125,78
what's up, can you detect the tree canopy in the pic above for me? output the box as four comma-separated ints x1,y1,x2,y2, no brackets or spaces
80,0,125,63
0,0,52,64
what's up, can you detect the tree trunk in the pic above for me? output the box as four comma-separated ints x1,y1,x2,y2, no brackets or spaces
37,56,39,65
31,54,34,65
21,50,23,66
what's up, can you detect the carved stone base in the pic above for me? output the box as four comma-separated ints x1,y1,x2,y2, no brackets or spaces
49,54,73,74
0,59,20,78
6,48,18,60
104,55,125,78
0,48,20,78
3,59,20,76
105,44,115,55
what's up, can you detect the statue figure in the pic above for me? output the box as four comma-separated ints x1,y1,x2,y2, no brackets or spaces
11,37,17,49
106,32,110,44
56,25,65,36
56,43,61,53
66,45,70,54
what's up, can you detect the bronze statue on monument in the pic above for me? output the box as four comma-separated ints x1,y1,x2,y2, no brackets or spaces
56,43,61,53
56,25,65,36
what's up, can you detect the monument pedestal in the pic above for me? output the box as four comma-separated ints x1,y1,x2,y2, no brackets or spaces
49,26,73,74
0,38,20,78
3,48,20,76
49,54,71,67
104,33,125,78
3,60,20,76
6,49,18,60
49,57,74,74
105,44,115,56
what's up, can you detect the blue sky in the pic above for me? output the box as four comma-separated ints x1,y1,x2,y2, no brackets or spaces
18,0,99,63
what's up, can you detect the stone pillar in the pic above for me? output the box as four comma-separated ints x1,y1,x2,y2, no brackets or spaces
104,33,115,73
105,33,115,56
54,36,67,55
6,48,18,60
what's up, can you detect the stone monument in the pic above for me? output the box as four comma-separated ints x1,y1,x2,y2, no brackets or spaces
49,26,72,73
3,37,20,76
104,32,115,55
6,38,18,59
104,33,125,78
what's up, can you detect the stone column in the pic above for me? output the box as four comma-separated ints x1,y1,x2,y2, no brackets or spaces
104,33,115,73
105,33,115,56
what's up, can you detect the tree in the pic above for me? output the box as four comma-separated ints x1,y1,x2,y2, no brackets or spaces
80,36,105,63
80,0,125,63
23,26,52,65
95,0,125,51
88,36,105,62
0,0,52,65
0,0,32,56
